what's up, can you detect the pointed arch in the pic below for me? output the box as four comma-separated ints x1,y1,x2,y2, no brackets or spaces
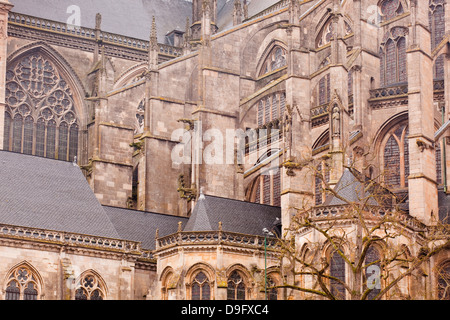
5,42,86,162
4,261,44,300
226,264,252,301
113,62,148,90
185,262,215,301
314,13,354,49
379,27,409,87
256,40,288,78
7,41,87,123
74,269,108,300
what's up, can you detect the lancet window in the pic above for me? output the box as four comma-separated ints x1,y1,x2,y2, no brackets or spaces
256,92,286,127
379,28,408,87
330,250,346,300
227,271,246,300
191,271,211,300
429,0,446,79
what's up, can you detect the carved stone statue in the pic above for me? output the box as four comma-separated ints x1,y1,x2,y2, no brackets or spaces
332,105,340,136
95,13,102,30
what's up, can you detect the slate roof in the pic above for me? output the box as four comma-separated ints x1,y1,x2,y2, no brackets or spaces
9,0,192,43
0,150,120,239
103,206,188,250
216,0,282,32
183,193,281,237
323,168,380,206
10,0,282,42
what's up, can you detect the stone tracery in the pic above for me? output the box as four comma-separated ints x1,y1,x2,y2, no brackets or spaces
4,51,79,161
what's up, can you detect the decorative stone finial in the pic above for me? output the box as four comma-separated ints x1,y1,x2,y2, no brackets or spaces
150,16,158,49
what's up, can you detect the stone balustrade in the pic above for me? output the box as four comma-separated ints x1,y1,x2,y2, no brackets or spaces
0,223,143,254
247,0,290,21
8,12,183,58
156,230,279,251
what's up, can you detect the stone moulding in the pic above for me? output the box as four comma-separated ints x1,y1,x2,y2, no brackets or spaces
0,223,157,261
155,230,280,252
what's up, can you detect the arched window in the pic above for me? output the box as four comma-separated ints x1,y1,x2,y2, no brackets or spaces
267,275,278,300
380,28,408,87
318,74,331,106
437,262,450,300
135,99,145,135
191,271,211,300
316,18,352,49
259,46,286,77
250,170,281,207
4,52,80,161
23,116,34,155
330,250,346,300
256,92,285,127
74,271,106,300
5,264,41,300
383,124,409,189
364,247,382,300
380,0,404,22
227,271,246,300
429,0,445,79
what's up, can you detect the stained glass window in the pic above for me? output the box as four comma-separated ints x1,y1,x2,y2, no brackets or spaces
191,271,211,300
255,92,285,127
5,281,20,300
365,247,381,300
380,0,404,21
46,120,56,159
383,124,409,189
429,1,446,79
227,271,246,300
23,116,34,155
384,136,401,188
23,282,38,301
330,251,346,300
3,112,11,150
58,122,68,160
380,28,408,87
69,124,79,162
12,114,23,153
259,46,287,77
437,262,450,300
74,272,106,300
5,265,41,300
267,276,278,300
4,52,79,161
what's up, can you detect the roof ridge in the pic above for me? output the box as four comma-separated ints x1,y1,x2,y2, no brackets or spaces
203,194,281,209
102,205,189,219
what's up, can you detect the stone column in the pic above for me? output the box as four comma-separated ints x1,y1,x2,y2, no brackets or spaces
407,1,439,225
0,0,13,150
281,3,313,231
327,6,348,186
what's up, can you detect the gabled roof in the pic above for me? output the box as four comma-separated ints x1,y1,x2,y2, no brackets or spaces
183,193,281,237
0,151,120,239
103,206,188,250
